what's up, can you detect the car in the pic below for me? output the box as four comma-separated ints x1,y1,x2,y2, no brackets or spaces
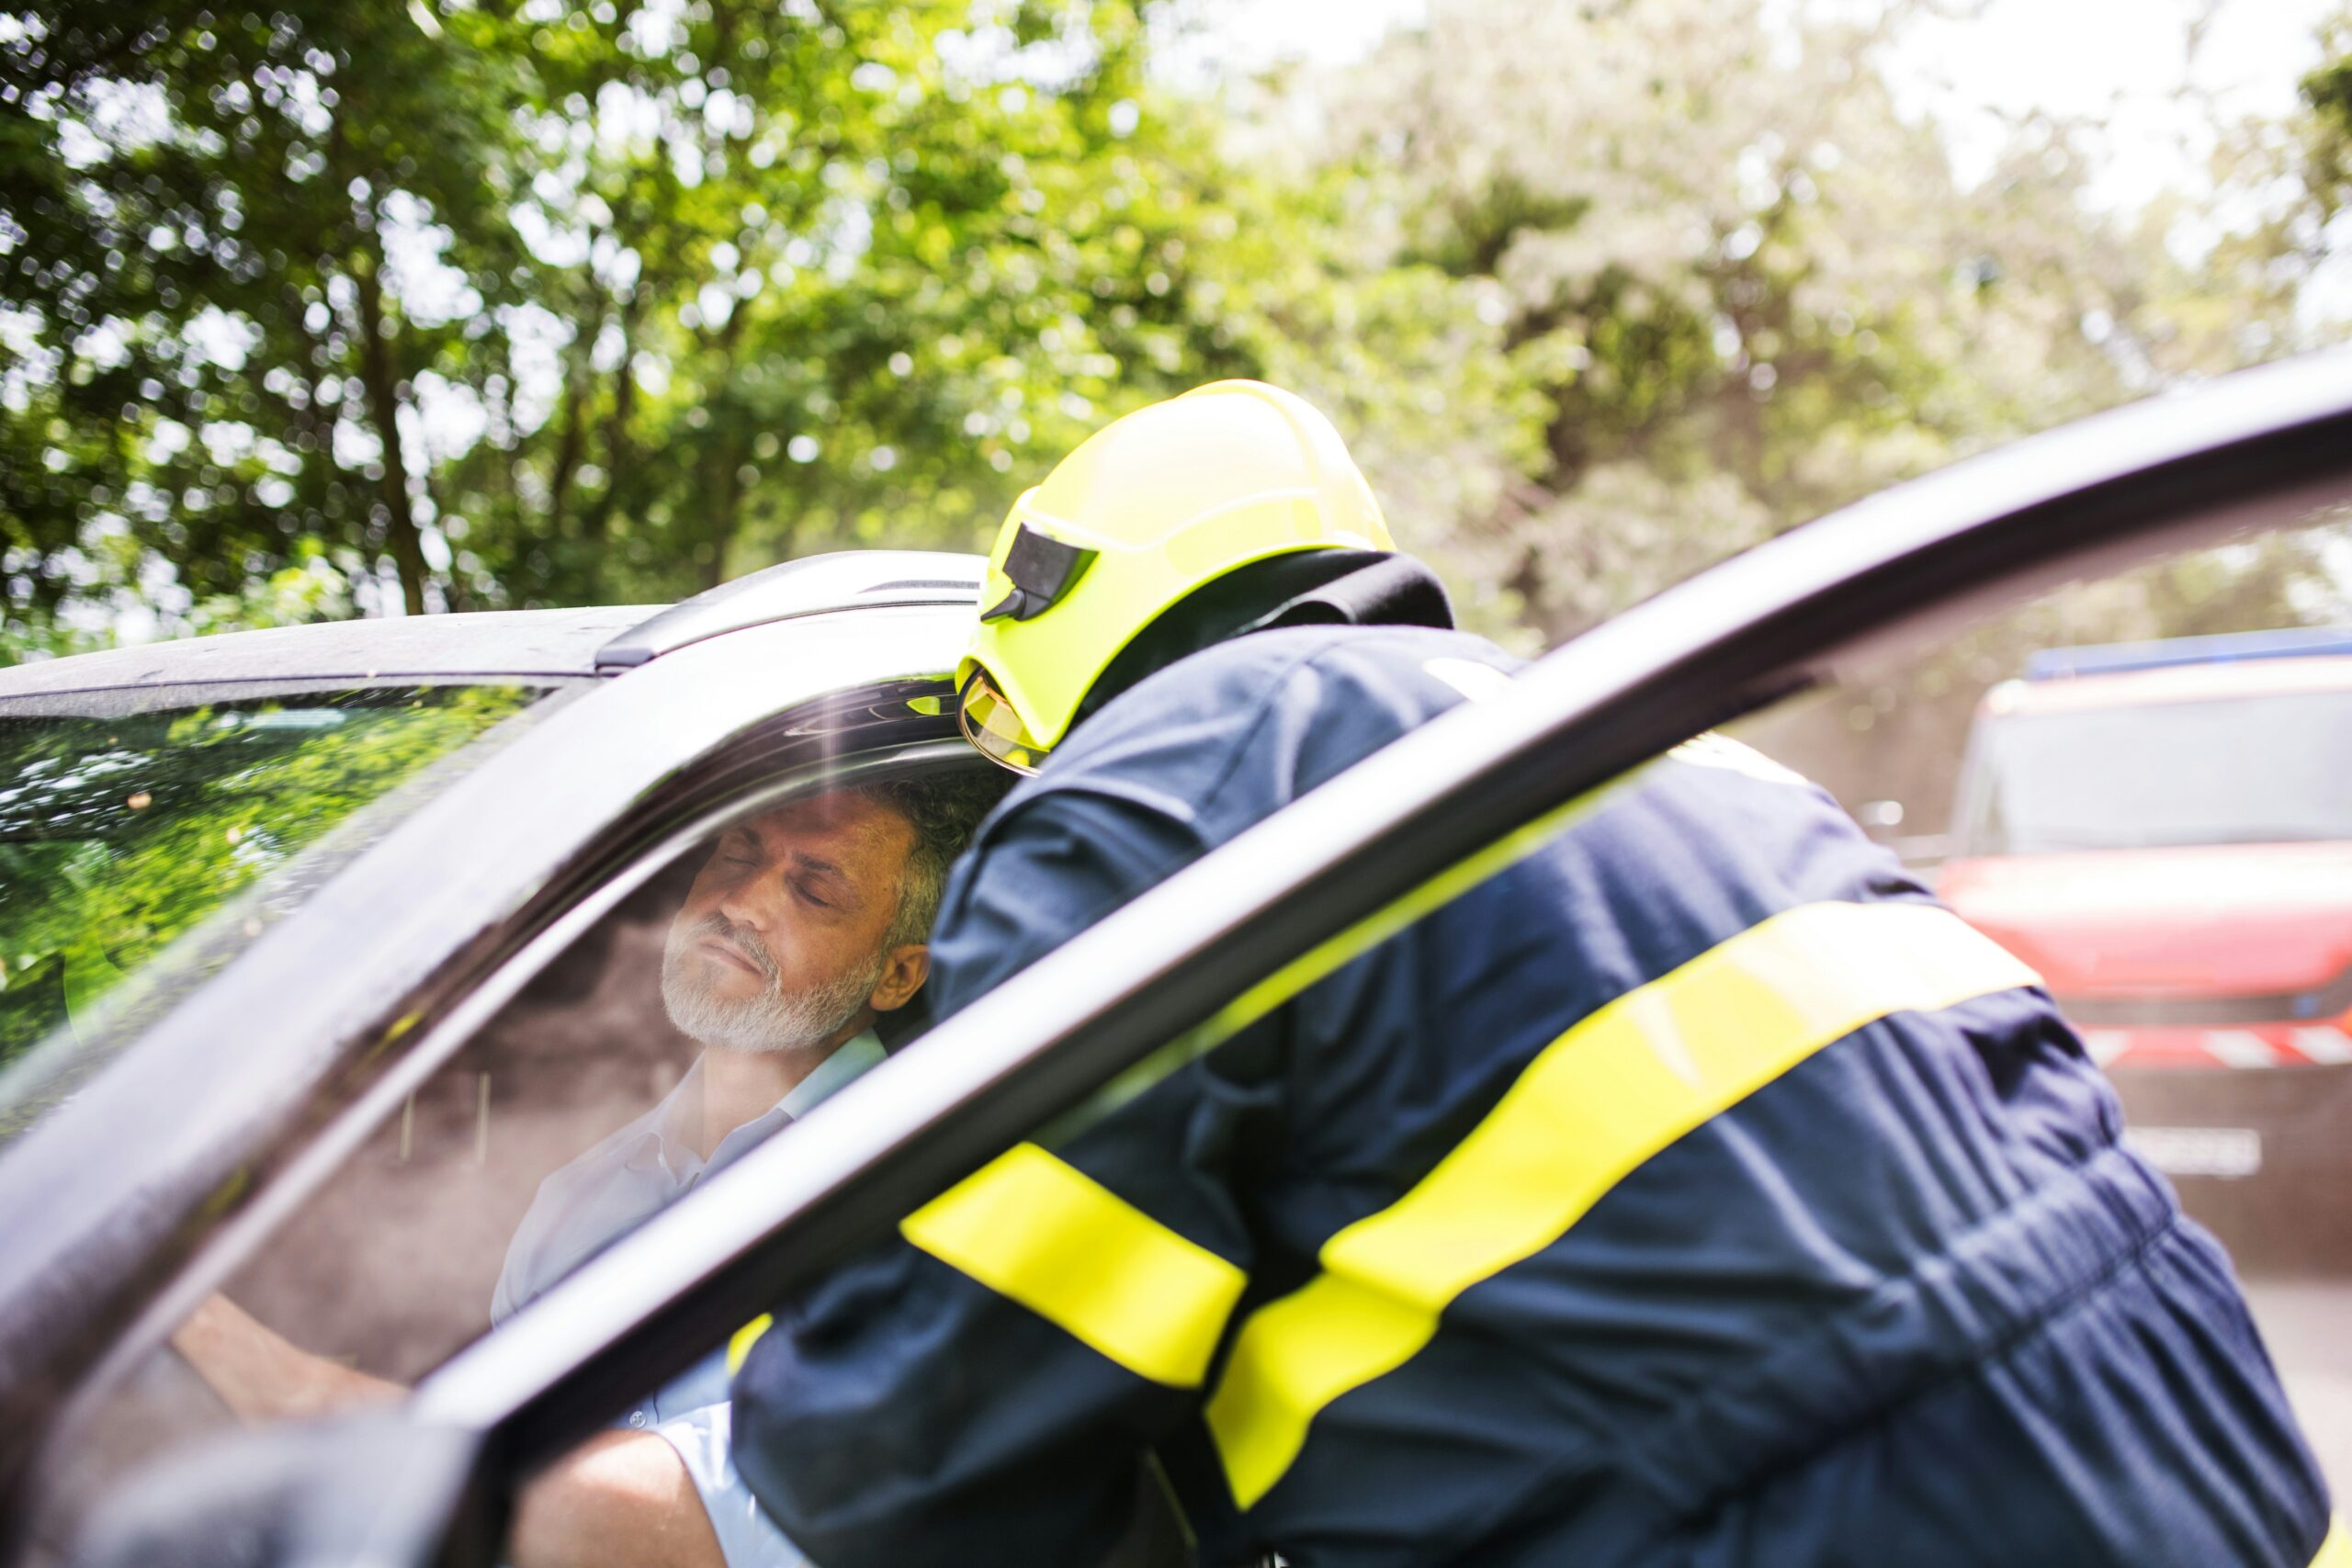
1939,627,2352,1270
5,353,2352,1568
0,553,993,1559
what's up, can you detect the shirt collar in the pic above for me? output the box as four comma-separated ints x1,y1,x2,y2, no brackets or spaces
779,1028,887,1119
647,1027,888,1179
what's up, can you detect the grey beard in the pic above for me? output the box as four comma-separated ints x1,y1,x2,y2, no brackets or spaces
661,914,885,1055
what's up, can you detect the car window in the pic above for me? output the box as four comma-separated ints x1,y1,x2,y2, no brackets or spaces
16,754,1007,1563
536,728,2034,1566
0,682,563,1150
1956,682,2352,855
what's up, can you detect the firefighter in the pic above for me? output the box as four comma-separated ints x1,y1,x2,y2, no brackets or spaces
731,381,2336,1566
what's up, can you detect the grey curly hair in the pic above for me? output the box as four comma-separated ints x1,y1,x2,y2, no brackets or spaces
851,770,1013,951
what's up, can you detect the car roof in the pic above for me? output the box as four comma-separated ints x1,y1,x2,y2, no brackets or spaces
0,605,661,700
0,549,989,702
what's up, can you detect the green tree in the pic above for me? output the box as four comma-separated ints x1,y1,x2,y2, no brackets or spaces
1240,0,2349,816
9,1,1476,627
1,1,534,620
2304,12,2352,207
1262,0,2346,642
6,0,2340,672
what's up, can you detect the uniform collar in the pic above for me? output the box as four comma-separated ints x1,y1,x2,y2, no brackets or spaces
1073,551,1454,730
1250,552,1453,635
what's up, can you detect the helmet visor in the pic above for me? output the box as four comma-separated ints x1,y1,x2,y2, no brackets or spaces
956,666,1047,774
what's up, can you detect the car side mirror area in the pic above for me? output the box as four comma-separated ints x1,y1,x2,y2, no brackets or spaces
72,1412,499,1568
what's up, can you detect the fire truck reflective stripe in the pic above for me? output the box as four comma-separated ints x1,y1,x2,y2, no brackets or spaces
1203,901,2041,1511
2205,1030,2286,1068
2290,1026,2352,1066
901,1141,1248,1389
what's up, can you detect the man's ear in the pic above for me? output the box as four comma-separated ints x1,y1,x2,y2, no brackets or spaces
867,942,931,1013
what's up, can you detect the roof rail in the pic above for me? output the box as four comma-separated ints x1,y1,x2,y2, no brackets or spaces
595,551,983,671
2025,624,2352,680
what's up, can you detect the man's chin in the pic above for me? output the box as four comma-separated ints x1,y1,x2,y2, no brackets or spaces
691,974,769,1011
671,997,790,1054
662,976,853,1055
705,1035,797,1058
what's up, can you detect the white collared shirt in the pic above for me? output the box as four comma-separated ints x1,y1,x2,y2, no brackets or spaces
492,1030,886,1324
489,1030,888,1568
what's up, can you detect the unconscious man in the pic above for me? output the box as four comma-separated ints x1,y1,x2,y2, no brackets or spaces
172,773,1002,1568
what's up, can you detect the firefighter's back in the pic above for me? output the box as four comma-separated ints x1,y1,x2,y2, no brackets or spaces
1070,624,2331,1566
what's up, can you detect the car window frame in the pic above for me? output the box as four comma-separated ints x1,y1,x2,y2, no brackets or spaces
401,351,2352,1496
0,604,975,1498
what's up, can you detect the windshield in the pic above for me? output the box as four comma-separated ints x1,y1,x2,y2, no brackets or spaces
0,682,561,1144
1961,687,2352,854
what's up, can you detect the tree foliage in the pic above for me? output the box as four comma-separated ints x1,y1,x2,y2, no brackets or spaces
1282,0,2349,643
0,0,1419,623
0,0,2343,668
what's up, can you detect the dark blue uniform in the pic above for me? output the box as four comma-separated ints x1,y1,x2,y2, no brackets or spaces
735,615,2329,1567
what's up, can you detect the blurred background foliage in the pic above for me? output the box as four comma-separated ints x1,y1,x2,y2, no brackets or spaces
1,0,2349,809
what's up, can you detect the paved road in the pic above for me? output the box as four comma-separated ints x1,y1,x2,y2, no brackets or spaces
2244,1280,2352,1496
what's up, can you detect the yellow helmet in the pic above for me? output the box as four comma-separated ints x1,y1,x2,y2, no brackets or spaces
956,380,1392,773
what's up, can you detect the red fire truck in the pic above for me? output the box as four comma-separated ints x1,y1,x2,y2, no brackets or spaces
1939,626,2352,1268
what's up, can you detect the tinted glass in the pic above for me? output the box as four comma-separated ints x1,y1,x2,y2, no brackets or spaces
19,759,1010,1567
1961,687,2352,854
0,682,554,1145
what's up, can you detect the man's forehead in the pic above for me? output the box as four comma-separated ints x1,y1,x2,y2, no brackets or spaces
739,792,909,856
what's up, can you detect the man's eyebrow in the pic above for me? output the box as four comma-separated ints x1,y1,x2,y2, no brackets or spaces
786,850,854,890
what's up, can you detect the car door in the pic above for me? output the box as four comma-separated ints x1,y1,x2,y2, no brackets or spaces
0,589,981,1553
76,349,2352,1568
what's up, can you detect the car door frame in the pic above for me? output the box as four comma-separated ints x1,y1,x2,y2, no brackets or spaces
388,344,2352,1540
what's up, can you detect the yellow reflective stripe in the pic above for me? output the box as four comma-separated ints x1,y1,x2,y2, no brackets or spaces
2314,1518,2352,1568
726,1313,774,1377
1204,900,2041,1510
902,1141,1247,1388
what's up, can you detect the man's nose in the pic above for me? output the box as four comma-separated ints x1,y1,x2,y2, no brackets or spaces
716,883,767,934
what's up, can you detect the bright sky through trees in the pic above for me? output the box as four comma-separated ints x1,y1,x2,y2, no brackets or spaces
1211,0,2341,209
